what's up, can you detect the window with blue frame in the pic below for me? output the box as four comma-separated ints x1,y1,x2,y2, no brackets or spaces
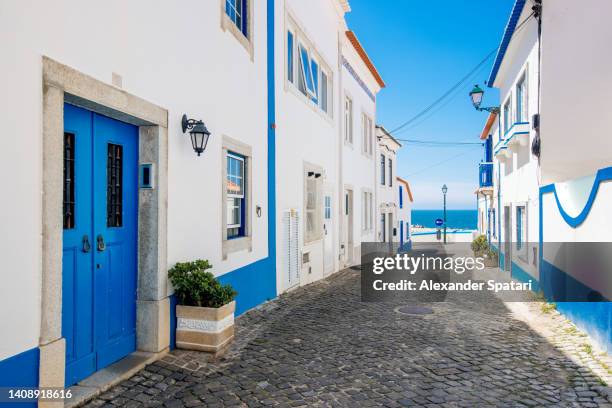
286,21,332,115
310,59,319,103
227,152,246,238
516,72,528,122
399,185,403,208
492,208,497,238
287,31,294,83
516,206,524,250
225,0,248,37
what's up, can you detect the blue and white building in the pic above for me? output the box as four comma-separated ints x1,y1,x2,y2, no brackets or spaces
477,0,612,352
0,0,386,400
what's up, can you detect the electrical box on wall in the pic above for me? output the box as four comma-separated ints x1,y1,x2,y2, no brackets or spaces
139,163,155,189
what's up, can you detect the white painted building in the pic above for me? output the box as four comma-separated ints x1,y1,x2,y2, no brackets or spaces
0,0,387,396
537,0,612,351
274,0,345,291
479,0,612,352
396,177,414,250
482,0,540,284
338,31,385,267
0,0,276,392
375,126,402,243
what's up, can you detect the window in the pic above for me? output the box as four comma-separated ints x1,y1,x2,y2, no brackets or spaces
285,23,332,115
63,133,75,229
287,31,294,83
399,185,403,209
388,158,393,187
344,96,353,143
503,97,512,134
380,213,386,242
310,59,319,103
298,44,316,98
107,143,123,228
324,196,331,220
362,114,373,155
362,191,373,231
516,72,528,122
380,154,386,185
516,205,526,251
227,153,246,238
305,170,322,243
491,208,497,238
321,71,329,113
225,0,248,37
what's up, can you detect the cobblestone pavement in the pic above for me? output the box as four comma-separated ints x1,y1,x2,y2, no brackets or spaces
87,269,612,408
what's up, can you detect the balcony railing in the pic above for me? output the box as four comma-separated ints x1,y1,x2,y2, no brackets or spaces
479,162,494,188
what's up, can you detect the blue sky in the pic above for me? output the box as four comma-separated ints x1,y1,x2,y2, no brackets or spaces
346,0,514,209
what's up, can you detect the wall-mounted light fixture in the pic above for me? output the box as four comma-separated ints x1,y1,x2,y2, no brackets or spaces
182,114,211,156
469,85,500,114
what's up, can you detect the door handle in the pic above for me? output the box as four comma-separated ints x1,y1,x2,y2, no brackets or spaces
82,235,91,253
97,235,106,252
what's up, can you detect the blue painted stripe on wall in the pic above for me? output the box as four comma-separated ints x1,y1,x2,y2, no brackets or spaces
556,302,612,353
511,261,540,293
540,167,612,228
169,294,177,350
540,259,609,303
0,347,39,408
218,257,276,316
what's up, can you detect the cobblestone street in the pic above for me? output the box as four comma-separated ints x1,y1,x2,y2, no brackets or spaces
87,269,612,407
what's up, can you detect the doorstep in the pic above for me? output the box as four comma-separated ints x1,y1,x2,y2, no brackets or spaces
65,350,168,408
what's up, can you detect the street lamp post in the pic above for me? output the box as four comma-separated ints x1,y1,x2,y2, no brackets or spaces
442,184,448,244
469,85,500,114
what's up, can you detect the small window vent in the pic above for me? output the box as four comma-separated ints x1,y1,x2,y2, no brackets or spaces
302,251,310,265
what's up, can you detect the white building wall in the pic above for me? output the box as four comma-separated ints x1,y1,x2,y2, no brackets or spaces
490,11,540,279
339,35,380,266
274,0,345,291
539,0,612,184
375,127,401,243
0,0,269,360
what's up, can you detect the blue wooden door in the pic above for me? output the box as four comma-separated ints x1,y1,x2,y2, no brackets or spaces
62,104,138,386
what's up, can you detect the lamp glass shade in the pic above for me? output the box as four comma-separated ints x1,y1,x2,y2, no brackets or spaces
189,121,211,156
469,85,484,108
442,184,448,194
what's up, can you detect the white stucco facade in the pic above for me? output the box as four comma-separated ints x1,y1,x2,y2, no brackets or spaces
0,0,387,391
487,4,540,281
338,31,383,267
375,126,402,244
0,0,270,365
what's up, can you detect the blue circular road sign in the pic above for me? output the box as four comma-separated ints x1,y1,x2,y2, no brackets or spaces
435,218,444,227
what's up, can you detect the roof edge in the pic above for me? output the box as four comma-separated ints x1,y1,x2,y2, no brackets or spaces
345,31,386,88
396,176,414,202
480,112,498,139
487,0,527,87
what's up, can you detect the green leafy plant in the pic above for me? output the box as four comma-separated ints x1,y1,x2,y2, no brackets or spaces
486,247,498,261
169,260,237,308
471,235,489,255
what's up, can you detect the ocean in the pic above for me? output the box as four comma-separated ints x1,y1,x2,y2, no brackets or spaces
411,209,477,230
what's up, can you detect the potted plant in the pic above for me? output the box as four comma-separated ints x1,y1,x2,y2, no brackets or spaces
471,235,489,257
169,260,237,354
483,247,499,267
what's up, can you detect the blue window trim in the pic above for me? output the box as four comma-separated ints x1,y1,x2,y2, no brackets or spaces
227,151,246,239
487,0,527,86
310,60,319,103
287,31,294,83
298,44,316,97
225,0,248,36
399,186,403,209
